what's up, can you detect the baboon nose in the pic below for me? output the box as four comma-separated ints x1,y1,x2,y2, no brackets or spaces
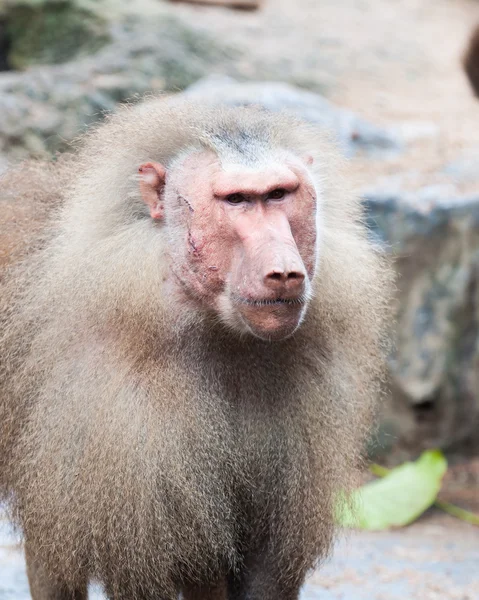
264,268,305,292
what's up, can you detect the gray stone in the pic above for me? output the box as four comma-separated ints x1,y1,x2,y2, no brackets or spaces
365,189,479,450
0,68,401,162
184,76,402,157
0,14,236,160
444,148,479,185
3,0,111,70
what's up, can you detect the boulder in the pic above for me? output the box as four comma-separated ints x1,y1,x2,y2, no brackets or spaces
2,0,110,70
0,14,236,161
184,76,402,157
169,0,261,8
365,190,479,452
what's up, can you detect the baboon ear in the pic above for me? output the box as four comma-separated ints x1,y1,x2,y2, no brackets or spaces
139,162,166,220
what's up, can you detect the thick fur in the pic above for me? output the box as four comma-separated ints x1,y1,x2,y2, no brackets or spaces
0,159,69,272
0,100,391,598
464,25,479,97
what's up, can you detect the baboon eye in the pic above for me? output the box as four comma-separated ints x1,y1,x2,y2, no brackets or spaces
226,193,246,205
267,188,286,200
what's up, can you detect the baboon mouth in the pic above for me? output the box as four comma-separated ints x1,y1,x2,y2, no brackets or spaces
230,293,309,341
235,296,307,307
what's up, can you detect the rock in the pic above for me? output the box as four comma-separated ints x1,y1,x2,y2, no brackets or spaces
391,120,440,144
184,76,402,157
365,188,479,451
0,14,236,159
3,0,111,70
444,148,479,185
169,0,261,8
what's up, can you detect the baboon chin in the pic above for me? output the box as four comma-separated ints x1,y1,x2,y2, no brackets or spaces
0,98,392,600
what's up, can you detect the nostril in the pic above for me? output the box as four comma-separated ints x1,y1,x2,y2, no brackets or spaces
264,269,305,288
287,271,304,280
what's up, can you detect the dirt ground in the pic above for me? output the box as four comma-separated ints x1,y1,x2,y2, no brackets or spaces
307,512,479,600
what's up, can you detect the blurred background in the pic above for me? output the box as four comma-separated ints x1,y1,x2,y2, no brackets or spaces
1,0,479,598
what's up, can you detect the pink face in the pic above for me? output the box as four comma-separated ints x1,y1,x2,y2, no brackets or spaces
139,150,318,341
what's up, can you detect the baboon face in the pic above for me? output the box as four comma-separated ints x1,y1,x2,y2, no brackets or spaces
139,150,318,341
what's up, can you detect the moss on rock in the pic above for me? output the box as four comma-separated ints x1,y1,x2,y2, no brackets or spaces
5,0,110,69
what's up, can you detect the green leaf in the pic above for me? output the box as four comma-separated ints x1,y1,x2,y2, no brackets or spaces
338,450,448,531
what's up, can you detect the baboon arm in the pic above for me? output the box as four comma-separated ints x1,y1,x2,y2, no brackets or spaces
25,545,87,600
